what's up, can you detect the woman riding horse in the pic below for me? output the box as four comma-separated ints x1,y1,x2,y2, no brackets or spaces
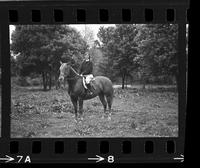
79,52,94,95
59,61,114,122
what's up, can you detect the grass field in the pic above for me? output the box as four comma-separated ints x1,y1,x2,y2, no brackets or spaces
10,85,178,138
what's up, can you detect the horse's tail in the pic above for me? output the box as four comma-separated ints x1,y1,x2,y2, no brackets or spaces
95,76,114,107
104,78,114,109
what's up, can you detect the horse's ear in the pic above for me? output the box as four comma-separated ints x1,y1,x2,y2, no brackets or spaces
60,61,63,65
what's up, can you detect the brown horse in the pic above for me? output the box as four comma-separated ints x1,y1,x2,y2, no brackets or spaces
59,62,114,122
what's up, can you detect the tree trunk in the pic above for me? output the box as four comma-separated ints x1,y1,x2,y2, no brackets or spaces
42,72,45,90
142,83,146,89
44,72,47,91
55,72,60,89
122,74,125,89
42,71,47,91
56,78,59,90
49,72,52,90
125,75,128,88
142,76,146,90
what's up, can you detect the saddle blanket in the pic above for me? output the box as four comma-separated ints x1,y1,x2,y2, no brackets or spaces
82,74,95,89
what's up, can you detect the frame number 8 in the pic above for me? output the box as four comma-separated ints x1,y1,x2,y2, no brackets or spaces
107,155,114,163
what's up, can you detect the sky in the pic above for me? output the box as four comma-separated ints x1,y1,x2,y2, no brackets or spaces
9,24,115,44
69,24,115,40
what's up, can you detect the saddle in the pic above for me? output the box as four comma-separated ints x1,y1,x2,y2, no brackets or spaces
82,77,87,89
82,75,95,90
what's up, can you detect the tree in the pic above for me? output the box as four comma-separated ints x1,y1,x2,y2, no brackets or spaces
89,47,104,76
98,25,139,89
97,26,118,81
81,25,95,48
97,24,178,89
136,24,178,87
11,25,88,90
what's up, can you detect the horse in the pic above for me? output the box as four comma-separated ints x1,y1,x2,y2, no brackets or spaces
58,62,114,122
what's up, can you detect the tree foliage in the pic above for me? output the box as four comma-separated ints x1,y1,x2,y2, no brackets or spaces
97,24,178,88
11,24,178,90
136,24,178,78
98,24,139,88
11,25,88,90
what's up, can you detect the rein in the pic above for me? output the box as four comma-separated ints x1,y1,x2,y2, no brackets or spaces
64,66,82,80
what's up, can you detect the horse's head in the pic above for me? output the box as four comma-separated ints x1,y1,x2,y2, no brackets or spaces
58,61,71,83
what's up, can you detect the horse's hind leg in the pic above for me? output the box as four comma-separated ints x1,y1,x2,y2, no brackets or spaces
106,95,113,120
98,94,107,119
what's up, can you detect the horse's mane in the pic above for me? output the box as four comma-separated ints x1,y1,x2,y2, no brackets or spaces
61,63,80,76
60,63,67,70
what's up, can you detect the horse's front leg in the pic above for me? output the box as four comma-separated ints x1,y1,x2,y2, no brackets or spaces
78,98,84,121
98,94,107,119
71,97,78,122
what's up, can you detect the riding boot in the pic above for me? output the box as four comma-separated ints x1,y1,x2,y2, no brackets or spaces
86,84,93,95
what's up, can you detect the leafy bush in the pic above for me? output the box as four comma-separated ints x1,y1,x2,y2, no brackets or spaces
29,78,41,86
14,77,30,86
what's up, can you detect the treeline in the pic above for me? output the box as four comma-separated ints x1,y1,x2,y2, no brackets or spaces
11,24,178,90
96,24,178,89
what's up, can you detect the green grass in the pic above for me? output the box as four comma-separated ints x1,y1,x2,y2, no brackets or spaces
10,85,178,138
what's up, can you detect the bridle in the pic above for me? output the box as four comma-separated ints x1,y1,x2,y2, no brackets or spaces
59,64,82,81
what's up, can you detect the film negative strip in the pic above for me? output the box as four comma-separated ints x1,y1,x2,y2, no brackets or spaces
0,0,189,165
